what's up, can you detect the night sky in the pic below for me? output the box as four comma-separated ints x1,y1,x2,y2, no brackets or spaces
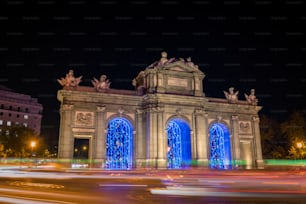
0,1,305,146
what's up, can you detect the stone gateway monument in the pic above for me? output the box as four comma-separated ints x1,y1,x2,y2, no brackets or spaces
57,52,263,170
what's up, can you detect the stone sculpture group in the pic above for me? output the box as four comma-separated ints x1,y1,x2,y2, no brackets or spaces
57,69,111,92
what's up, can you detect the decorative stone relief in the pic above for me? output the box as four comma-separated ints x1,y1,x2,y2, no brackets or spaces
239,121,252,134
75,111,94,126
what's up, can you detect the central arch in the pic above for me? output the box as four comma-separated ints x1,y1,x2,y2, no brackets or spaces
105,117,133,170
209,123,232,170
166,118,191,169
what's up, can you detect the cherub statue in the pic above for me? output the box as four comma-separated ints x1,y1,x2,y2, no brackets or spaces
244,89,258,105
92,74,111,91
186,57,198,69
223,87,239,103
57,69,82,87
158,51,169,66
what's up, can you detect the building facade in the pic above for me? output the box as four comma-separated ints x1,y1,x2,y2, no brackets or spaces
57,52,263,170
0,86,43,135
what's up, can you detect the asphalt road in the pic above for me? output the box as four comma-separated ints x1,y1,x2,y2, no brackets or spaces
0,168,306,204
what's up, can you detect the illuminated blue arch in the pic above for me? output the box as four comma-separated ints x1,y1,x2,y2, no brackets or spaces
105,117,133,170
167,118,191,169
209,123,232,170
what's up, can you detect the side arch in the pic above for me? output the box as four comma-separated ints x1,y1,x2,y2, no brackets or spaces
166,118,192,169
105,117,134,170
208,122,232,170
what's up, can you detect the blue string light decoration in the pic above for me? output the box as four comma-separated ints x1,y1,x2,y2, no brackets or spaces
105,118,133,170
167,119,191,169
209,123,232,170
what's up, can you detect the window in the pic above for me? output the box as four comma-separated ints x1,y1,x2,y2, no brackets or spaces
23,123,27,127
0,120,3,125
18,107,21,111
24,115,29,119
7,121,11,126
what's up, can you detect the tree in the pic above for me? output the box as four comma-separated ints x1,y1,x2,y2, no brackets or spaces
0,126,45,158
280,111,306,159
260,114,288,159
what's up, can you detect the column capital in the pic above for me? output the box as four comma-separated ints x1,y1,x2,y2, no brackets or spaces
231,115,239,121
252,116,260,122
61,104,73,111
194,108,205,115
157,105,164,112
147,104,163,113
96,106,106,112
136,108,144,114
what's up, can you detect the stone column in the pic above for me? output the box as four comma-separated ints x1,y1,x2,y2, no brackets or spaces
147,70,157,93
232,115,240,168
135,108,146,168
193,74,203,97
156,72,165,93
194,108,208,167
58,104,74,163
146,104,158,168
93,106,106,168
157,106,167,168
253,116,264,169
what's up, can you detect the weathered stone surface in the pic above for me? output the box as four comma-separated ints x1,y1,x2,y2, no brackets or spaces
57,52,263,170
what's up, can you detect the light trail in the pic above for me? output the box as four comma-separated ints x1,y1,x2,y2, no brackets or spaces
0,194,75,204
99,184,148,187
0,187,93,203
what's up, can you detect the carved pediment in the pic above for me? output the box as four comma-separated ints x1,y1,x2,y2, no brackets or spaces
167,65,185,72
162,61,202,74
144,51,204,75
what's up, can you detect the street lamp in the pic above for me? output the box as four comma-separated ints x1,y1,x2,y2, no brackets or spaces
297,142,302,149
296,142,302,160
30,141,36,157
